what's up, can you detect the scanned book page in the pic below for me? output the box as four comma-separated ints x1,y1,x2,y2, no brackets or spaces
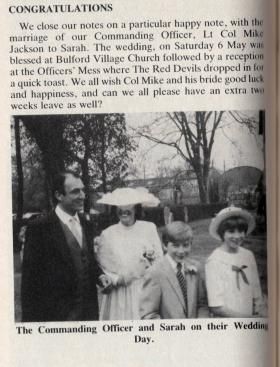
0,0,277,366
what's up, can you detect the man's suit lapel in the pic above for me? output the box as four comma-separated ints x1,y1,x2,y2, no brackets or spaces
162,257,186,310
49,212,76,272
78,215,91,250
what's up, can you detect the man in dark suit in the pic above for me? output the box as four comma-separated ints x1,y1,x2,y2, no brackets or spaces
21,171,111,322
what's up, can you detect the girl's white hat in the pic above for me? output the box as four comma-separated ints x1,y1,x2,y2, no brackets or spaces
97,187,160,207
209,206,256,240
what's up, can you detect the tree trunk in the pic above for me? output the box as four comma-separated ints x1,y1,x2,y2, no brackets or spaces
81,124,91,214
101,160,107,194
42,150,65,209
81,161,90,214
202,169,210,203
195,170,209,204
100,124,107,193
14,118,24,252
22,117,66,210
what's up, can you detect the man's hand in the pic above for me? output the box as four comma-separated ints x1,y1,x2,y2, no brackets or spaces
99,274,113,293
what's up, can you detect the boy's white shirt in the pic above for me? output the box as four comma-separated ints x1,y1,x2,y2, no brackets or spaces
165,253,185,274
165,253,198,274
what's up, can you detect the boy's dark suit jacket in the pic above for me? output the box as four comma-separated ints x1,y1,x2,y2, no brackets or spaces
21,212,102,322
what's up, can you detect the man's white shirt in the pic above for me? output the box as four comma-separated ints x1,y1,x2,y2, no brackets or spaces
55,205,83,247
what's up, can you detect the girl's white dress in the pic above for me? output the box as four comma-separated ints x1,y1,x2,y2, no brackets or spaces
97,220,163,320
205,246,263,316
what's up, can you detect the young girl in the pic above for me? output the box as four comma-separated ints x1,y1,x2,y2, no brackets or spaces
205,206,264,318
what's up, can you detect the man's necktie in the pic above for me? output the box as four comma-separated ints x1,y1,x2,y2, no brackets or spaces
69,217,83,247
232,265,249,290
176,262,188,316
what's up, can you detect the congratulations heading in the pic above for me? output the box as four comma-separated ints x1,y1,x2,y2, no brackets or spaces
9,4,113,14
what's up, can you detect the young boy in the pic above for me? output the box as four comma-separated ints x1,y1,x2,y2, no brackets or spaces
139,221,204,319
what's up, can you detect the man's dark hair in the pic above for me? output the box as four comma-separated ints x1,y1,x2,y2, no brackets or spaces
52,170,80,203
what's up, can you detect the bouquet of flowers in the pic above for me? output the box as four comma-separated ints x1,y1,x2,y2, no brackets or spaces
143,250,156,266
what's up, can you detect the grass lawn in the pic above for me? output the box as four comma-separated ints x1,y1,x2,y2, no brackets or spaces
13,217,267,322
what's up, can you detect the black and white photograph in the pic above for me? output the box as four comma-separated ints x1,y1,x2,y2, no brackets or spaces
11,110,267,322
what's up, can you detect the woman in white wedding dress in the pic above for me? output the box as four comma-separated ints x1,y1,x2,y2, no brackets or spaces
96,188,163,320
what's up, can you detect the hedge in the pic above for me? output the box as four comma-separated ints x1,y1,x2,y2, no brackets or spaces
91,202,228,232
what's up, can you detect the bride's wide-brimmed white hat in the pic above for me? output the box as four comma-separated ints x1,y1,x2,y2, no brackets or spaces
209,206,256,240
97,187,160,207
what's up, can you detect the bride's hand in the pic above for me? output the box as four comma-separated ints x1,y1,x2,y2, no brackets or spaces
99,274,114,293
